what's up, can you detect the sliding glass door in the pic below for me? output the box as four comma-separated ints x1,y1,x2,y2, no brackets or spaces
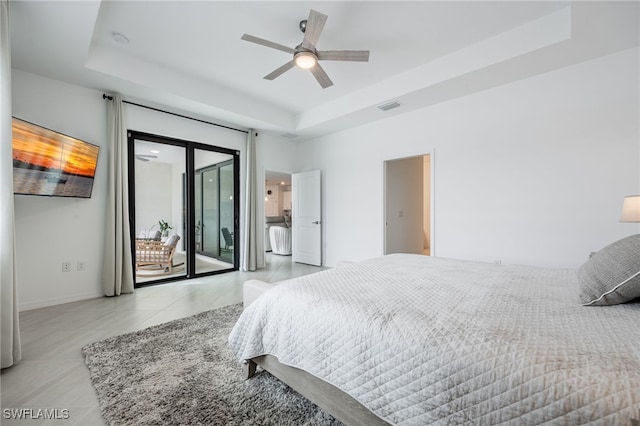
129,131,239,287
131,137,187,285
193,151,235,273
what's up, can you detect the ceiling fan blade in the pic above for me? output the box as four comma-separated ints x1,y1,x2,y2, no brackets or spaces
309,63,333,89
241,34,295,54
302,9,327,50
317,50,370,62
264,60,296,80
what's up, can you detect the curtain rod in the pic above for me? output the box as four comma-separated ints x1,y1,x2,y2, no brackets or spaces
102,94,248,134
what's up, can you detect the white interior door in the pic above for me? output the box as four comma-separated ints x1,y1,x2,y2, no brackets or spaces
292,170,322,266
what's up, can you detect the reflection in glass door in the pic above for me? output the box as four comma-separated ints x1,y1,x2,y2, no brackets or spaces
219,162,234,264
201,167,220,257
193,150,235,274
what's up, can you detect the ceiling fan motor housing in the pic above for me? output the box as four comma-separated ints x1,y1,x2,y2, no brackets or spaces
240,9,370,89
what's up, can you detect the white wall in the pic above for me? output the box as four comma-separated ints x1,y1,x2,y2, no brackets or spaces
12,70,108,310
296,47,640,268
265,185,279,216
135,160,173,236
11,71,297,310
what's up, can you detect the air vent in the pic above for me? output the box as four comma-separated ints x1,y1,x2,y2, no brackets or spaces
377,100,401,112
281,133,299,139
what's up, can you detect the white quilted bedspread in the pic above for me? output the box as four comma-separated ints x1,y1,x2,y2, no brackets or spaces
228,254,640,425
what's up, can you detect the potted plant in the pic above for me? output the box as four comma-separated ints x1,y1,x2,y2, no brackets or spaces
158,219,172,237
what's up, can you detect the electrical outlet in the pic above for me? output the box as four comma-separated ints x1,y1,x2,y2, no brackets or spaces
62,262,71,272
77,261,86,272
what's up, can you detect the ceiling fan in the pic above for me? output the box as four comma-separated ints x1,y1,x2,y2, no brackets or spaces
241,9,370,89
135,154,157,162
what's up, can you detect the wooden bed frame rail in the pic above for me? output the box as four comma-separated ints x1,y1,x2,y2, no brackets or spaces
244,355,391,426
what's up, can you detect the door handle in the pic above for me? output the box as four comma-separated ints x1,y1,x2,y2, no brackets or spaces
312,221,320,224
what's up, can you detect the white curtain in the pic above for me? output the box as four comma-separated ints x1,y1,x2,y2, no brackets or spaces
242,130,262,271
1,0,21,369
102,94,134,296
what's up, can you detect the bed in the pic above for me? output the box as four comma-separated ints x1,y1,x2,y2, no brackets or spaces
229,240,640,425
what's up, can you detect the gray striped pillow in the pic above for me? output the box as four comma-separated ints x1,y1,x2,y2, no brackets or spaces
578,234,640,306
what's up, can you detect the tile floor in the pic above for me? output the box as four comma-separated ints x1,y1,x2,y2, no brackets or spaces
135,251,233,284
1,253,324,425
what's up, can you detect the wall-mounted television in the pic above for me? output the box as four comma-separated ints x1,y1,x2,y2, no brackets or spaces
12,117,100,198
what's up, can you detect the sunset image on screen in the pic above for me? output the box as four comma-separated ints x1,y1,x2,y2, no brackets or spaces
12,118,100,198
12,118,99,178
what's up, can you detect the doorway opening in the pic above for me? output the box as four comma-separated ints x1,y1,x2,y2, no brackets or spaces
384,154,432,256
264,170,292,259
129,131,239,287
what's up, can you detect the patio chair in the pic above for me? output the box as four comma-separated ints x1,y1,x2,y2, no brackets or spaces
135,234,180,275
221,227,234,250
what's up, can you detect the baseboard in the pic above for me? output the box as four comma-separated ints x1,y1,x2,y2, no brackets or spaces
19,291,103,312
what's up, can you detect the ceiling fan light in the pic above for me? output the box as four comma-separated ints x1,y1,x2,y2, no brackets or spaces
294,51,317,69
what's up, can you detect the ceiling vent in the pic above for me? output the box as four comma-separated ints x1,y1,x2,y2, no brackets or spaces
281,133,299,139
377,100,401,112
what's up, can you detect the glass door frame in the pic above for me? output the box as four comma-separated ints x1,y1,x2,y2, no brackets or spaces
128,131,240,287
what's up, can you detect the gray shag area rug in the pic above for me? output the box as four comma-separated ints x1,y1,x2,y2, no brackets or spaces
82,303,342,426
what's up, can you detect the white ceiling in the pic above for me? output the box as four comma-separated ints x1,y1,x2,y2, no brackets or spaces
9,1,639,142
265,170,292,186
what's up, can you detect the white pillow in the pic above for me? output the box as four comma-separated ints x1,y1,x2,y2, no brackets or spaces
164,234,179,247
